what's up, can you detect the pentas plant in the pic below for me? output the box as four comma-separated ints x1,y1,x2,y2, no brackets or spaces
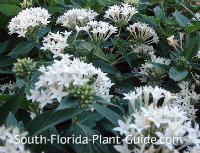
114,86,200,153
26,54,114,114
0,0,199,153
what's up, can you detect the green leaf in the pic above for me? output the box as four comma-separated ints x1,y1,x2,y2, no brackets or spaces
66,123,108,153
185,25,200,34
0,58,16,68
152,63,170,72
90,102,122,125
78,111,103,128
169,66,188,81
37,25,51,38
27,107,85,136
70,0,82,8
54,0,65,5
98,0,119,6
0,86,25,125
0,40,9,53
30,71,41,87
93,47,109,62
183,35,200,60
16,78,29,92
92,60,118,75
6,112,18,127
174,11,190,27
56,96,79,110
93,95,118,107
0,4,21,16
8,41,35,56
78,42,109,61
0,95,12,102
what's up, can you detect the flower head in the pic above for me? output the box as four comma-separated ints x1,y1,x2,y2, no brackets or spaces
57,8,98,29
104,3,138,26
41,31,71,58
8,7,50,37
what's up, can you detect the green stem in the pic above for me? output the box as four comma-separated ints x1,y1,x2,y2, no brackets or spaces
161,1,165,14
111,47,136,66
26,76,30,89
43,0,46,6
39,50,42,61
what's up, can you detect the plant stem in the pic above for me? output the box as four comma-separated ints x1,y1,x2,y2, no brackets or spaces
26,76,30,89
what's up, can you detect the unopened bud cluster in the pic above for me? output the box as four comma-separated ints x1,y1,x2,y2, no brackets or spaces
68,84,96,107
13,57,36,77
20,0,32,8
175,57,189,70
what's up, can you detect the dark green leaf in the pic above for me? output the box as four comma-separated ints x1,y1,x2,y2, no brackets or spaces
56,96,79,110
93,95,118,107
37,25,51,38
8,41,35,56
0,4,21,16
55,0,65,5
6,112,18,127
0,86,25,125
91,102,122,125
183,35,200,60
169,66,188,81
174,11,190,27
92,60,118,75
27,107,85,136
185,25,200,34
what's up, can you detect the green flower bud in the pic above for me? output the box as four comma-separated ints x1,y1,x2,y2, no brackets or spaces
12,57,36,78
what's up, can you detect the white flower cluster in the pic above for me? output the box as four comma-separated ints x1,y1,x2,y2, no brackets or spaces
75,20,118,42
0,82,18,95
8,7,50,37
135,51,171,82
193,13,200,21
133,44,154,54
0,125,30,153
114,86,200,153
26,54,114,110
104,3,138,25
173,81,200,120
77,20,118,42
41,31,71,58
127,22,159,45
56,8,98,29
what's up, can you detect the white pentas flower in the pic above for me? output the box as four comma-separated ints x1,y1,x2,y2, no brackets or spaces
56,8,98,29
114,86,200,153
0,125,30,153
26,54,114,111
104,3,138,26
134,51,171,83
8,7,50,37
127,22,159,45
172,81,200,120
0,82,18,95
87,20,118,43
41,31,71,57
192,13,200,21
75,20,118,43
